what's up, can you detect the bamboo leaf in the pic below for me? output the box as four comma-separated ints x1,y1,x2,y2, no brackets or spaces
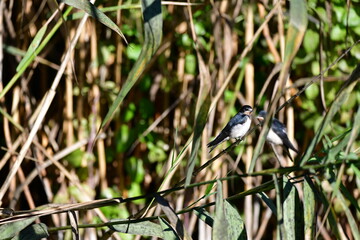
278,0,308,89
11,223,49,240
62,0,127,43
109,219,164,238
193,208,214,227
158,217,181,240
224,201,247,239
257,192,277,216
100,0,162,129
155,194,185,239
16,25,47,72
283,176,303,239
0,215,38,239
213,180,227,240
303,176,315,240
213,180,247,239
273,174,284,240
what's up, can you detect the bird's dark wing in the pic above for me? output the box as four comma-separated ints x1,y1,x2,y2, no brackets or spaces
272,119,298,153
227,113,248,127
207,124,231,150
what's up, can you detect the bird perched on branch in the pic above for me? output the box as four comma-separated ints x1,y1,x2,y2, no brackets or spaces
256,110,298,161
207,105,253,152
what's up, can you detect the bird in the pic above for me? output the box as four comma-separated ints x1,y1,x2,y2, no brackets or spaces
256,110,298,161
207,105,253,152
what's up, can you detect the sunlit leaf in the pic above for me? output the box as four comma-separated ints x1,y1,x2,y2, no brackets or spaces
158,217,180,240
62,0,127,43
109,219,164,238
16,25,47,72
11,223,49,240
0,216,38,239
213,180,227,240
303,176,315,240
213,180,247,239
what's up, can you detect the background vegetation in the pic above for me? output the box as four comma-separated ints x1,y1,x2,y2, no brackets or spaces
0,0,359,239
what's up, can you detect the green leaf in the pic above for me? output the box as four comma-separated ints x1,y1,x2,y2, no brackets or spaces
258,192,277,215
330,25,346,41
16,25,47,72
11,223,49,240
213,180,247,240
155,194,185,239
62,0,127,43
303,176,315,240
224,201,247,239
185,54,197,75
0,216,38,239
305,83,319,100
100,0,162,130
158,217,181,240
213,180,227,240
194,207,214,227
126,44,142,60
109,219,164,238
283,176,302,240
303,29,319,53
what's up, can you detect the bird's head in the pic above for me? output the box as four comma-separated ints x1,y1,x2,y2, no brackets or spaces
256,110,267,122
241,105,253,115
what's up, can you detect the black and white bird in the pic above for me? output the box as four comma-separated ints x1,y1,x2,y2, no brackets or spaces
207,105,253,152
256,110,298,160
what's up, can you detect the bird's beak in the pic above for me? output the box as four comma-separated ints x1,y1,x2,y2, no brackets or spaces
257,116,264,121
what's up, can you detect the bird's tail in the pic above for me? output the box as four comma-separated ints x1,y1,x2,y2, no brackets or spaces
288,142,299,154
207,132,228,152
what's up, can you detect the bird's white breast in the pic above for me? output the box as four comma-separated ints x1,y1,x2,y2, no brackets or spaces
267,129,283,145
230,118,251,139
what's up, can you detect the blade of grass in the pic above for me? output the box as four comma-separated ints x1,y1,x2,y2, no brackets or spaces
158,217,181,240
16,24,47,72
13,223,49,240
154,194,185,239
303,176,315,240
109,219,164,238
213,180,227,240
273,174,284,240
283,176,302,239
62,0,127,43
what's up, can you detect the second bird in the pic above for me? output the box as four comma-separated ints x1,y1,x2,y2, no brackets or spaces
256,110,298,161
207,105,253,152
